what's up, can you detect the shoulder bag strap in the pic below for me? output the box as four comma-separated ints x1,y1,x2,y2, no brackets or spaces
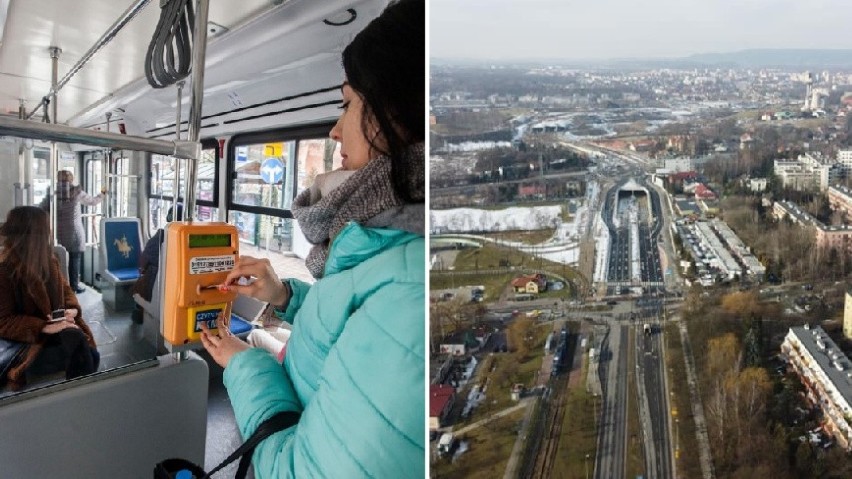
203,410,300,479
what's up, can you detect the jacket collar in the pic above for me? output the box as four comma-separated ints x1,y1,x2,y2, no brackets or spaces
324,222,421,276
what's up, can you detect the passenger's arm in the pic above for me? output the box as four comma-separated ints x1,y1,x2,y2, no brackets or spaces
223,281,425,478
77,190,104,206
273,279,311,324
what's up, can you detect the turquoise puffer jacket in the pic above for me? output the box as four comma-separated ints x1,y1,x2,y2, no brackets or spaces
223,221,425,478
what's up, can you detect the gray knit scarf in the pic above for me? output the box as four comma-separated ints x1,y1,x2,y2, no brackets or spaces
292,143,424,279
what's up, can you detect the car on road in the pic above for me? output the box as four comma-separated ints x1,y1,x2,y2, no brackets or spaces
607,300,618,306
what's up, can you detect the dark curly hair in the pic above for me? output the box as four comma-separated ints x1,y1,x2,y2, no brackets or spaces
342,0,424,202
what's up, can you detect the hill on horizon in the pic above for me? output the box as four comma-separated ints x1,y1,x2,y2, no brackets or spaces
433,49,852,69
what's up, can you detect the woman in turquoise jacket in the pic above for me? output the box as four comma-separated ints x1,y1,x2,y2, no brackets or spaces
200,1,425,477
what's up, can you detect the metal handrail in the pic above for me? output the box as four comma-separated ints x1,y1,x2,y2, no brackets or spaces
183,0,210,221
26,0,153,121
0,116,201,159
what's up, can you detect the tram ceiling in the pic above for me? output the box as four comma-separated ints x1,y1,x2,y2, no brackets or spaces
0,0,387,137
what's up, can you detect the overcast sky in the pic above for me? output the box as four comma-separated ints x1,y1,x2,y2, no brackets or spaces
430,0,852,60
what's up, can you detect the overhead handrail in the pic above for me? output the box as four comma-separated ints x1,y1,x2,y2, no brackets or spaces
26,0,153,121
0,116,201,159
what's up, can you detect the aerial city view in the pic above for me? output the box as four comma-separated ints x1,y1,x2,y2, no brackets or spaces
428,1,852,478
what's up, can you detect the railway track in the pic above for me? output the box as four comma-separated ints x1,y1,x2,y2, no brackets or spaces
530,375,568,479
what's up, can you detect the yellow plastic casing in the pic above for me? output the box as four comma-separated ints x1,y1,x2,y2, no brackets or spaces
160,222,239,349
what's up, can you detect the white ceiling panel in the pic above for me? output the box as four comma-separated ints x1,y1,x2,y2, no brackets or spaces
0,0,387,134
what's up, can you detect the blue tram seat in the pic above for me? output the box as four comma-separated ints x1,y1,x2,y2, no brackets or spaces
99,217,143,312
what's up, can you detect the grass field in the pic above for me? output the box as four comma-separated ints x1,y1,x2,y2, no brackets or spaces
664,322,703,479
433,324,552,478
430,242,588,299
625,326,645,479
550,356,600,479
431,408,527,479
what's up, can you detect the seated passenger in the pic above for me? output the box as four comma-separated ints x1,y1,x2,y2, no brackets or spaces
131,204,183,323
0,206,99,390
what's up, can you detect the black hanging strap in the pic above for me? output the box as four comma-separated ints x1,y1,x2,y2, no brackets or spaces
203,410,300,479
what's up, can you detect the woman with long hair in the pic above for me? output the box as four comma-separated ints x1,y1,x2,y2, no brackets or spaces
0,206,99,390
40,170,106,293
199,0,425,476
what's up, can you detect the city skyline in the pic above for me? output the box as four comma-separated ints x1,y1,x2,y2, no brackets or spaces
431,0,852,61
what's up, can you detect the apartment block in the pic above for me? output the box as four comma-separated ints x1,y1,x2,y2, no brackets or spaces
781,326,852,450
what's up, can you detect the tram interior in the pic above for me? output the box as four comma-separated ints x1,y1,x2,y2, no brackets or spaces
0,0,391,476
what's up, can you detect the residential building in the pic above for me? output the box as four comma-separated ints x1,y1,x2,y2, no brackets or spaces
844,290,852,340
774,200,852,254
439,331,480,356
429,384,456,431
512,274,546,294
748,177,768,192
828,185,852,218
781,326,852,450
663,157,694,173
774,153,842,191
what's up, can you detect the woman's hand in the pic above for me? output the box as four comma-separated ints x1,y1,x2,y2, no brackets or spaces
42,320,79,335
64,308,78,323
200,314,249,368
221,256,289,307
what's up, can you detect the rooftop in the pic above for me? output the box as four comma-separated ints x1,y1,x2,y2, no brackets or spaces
429,384,456,417
787,326,852,408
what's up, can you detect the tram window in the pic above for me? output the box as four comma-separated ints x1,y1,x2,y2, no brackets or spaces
83,151,105,245
227,125,336,281
149,198,218,231
148,144,218,232
112,156,133,218
227,212,312,281
231,142,295,211
31,147,51,205
296,139,342,194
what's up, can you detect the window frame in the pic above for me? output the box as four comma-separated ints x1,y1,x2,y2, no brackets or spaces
226,123,335,219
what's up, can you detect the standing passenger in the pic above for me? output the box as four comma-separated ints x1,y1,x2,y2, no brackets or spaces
0,206,99,390
40,170,107,294
199,0,425,477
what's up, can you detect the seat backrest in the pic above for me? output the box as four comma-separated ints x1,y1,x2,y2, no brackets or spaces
53,245,69,281
0,356,208,478
99,218,143,276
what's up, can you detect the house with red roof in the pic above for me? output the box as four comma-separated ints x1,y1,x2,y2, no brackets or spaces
511,274,546,295
430,384,456,431
694,183,717,201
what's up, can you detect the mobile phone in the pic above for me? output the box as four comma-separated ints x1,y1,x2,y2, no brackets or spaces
50,309,66,322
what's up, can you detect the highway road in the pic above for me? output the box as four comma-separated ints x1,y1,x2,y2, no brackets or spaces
638,324,674,479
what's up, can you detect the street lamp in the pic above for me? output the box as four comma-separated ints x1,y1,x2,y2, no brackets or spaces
585,453,591,479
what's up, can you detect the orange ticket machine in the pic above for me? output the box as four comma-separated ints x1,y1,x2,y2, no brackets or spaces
160,222,239,352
